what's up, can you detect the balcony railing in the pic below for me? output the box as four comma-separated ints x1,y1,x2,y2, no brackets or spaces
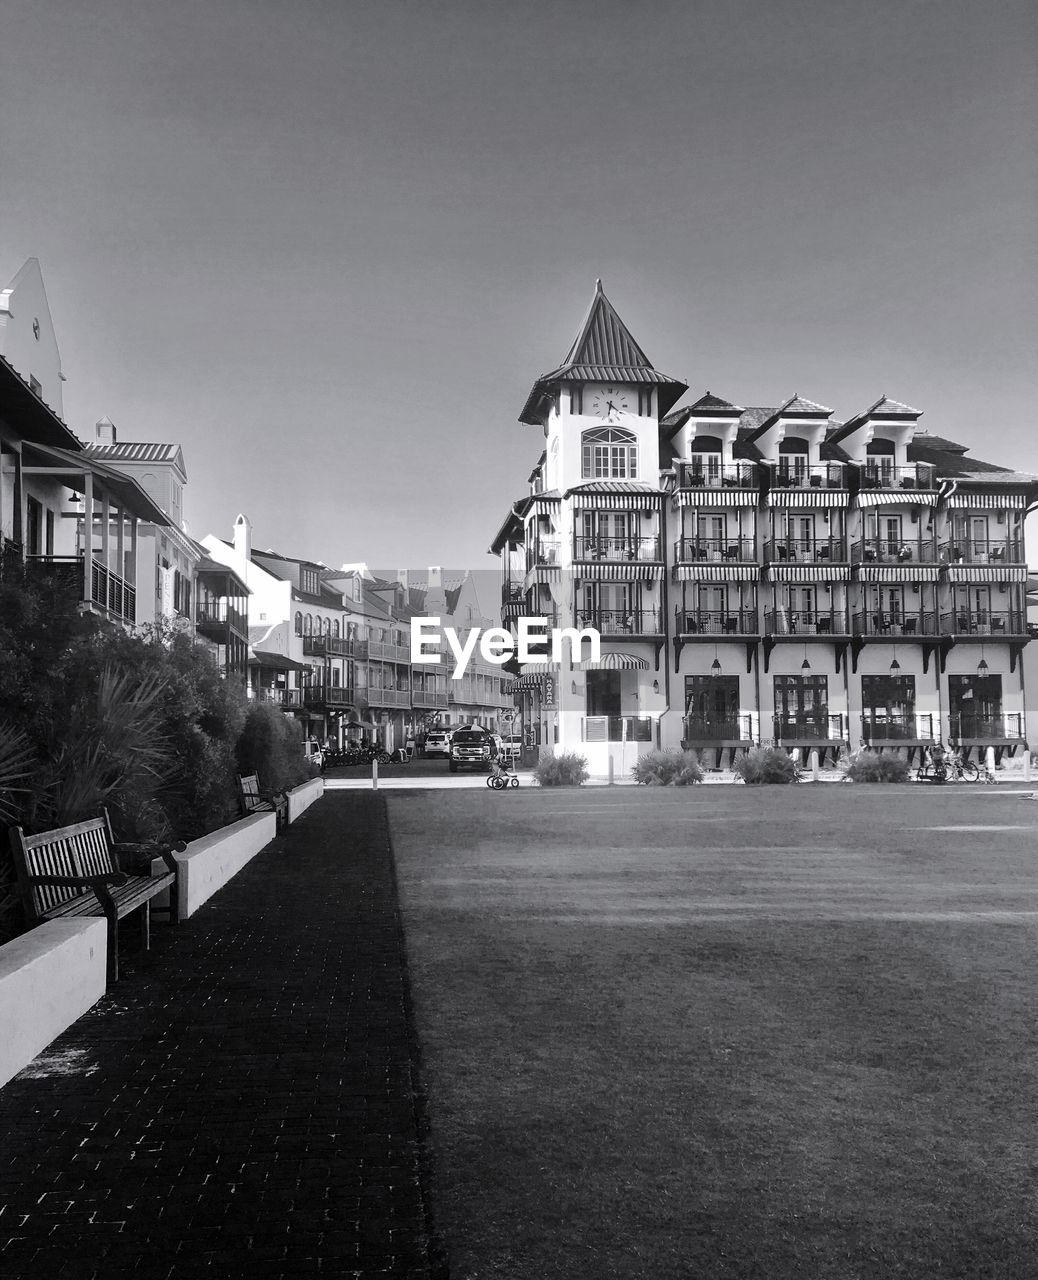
675,460,759,489
582,716,656,743
0,536,22,579
764,609,848,636
252,688,304,708
27,554,137,623
573,535,661,562
303,635,367,658
852,537,938,564
860,712,935,743
774,713,846,743
676,537,756,563
852,611,938,637
770,463,848,489
367,639,410,662
368,687,411,708
575,609,661,635
197,602,248,635
304,684,355,708
767,538,846,563
412,689,449,709
951,713,1024,741
940,539,1025,565
676,609,758,636
859,462,936,491
941,611,1027,637
683,714,755,743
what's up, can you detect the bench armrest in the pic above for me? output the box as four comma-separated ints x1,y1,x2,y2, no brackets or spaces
111,841,186,875
30,872,129,889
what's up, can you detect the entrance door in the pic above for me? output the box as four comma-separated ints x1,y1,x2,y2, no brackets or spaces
948,674,1002,740
774,675,828,739
861,673,915,739
586,671,622,718
685,675,740,738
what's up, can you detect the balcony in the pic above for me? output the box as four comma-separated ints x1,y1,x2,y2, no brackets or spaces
303,635,367,658
367,639,410,662
27,554,137,624
939,539,1025,566
304,684,355,709
766,537,846,563
369,687,412,709
764,609,848,636
501,583,526,619
852,537,939,565
860,712,935,744
774,713,847,743
675,460,758,489
252,688,304,708
675,608,758,636
575,609,661,636
852,611,938,638
859,462,936,491
529,537,562,566
196,601,248,637
0,536,22,579
940,611,1027,638
682,714,755,744
951,713,1024,742
582,716,656,743
573,535,662,562
770,463,848,490
676,536,756,563
412,689,449,710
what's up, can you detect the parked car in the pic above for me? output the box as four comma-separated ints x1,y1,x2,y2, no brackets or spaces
425,729,453,758
500,735,522,762
449,727,495,773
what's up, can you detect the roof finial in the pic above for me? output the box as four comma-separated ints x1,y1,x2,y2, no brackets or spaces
595,277,603,291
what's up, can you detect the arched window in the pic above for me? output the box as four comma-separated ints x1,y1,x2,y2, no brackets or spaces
332,619,340,639
866,438,895,455
324,616,331,636
690,433,723,454
689,433,723,482
294,611,302,636
581,426,638,480
304,614,313,635
778,435,810,483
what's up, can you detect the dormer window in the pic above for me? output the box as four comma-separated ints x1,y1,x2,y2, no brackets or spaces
582,426,638,480
689,434,723,482
778,437,810,483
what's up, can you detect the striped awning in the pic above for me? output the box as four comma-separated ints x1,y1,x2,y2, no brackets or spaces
675,489,757,507
526,565,561,583
856,491,939,508
945,492,1027,509
569,491,666,511
672,564,757,582
505,674,542,693
529,493,561,508
768,490,850,509
577,651,650,671
767,565,850,582
856,565,942,583
945,565,1029,583
577,563,663,581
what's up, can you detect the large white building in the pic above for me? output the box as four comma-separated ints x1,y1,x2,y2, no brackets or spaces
492,282,1037,776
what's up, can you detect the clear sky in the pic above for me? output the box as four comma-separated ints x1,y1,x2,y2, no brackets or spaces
2,0,1035,569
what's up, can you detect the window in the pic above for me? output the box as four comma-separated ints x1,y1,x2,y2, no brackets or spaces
570,387,583,415
294,612,302,636
333,619,340,639
28,375,42,398
304,614,313,635
638,388,653,416
581,427,638,479
25,497,43,557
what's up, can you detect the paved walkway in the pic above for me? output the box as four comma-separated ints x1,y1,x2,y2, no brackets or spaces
0,794,441,1279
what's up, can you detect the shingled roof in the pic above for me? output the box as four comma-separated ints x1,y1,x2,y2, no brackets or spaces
519,281,687,426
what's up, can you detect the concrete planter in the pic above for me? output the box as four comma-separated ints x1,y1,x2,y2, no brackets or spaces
287,776,324,822
173,811,276,919
0,919,107,1089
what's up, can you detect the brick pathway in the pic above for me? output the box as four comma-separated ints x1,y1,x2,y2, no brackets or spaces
0,793,441,1279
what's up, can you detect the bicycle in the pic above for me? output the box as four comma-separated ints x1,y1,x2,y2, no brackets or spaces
915,758,948,784
487,770,519,790
947,758,979,783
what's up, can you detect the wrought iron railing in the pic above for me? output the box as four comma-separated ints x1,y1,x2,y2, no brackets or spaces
939,539,1025,565
852,538,938,564
573,535,661,562
304,684,355,708
767,538,846,562
575,609,661,635
303,635,367,658
529,538,561,566
27,553,137,623
859,462,936,491
860,712,935,742
675,609,758,635
851,611,938,637
770,463,847,489
773,713,846,742
683,714,755,742
676,460,759,489
940,611,1026,637
676,537,756,562
763,609,848,636
951,713,1024,740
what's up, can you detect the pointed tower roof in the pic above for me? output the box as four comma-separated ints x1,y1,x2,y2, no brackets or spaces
519,281,687,425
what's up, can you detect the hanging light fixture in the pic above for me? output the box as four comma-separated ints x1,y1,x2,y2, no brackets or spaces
977,643,989,676
801,643,811,671
711,645,721,676
890,644,900,674
67,488,82,505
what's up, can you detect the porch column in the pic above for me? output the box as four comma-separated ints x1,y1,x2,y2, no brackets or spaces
129,518,138,586
116,508,126,584
101,493,111,573
82,472,94,604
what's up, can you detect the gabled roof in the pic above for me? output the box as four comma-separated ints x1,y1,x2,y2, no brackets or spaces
686,392,744,415
745,395,831,441
519,281,687,425
0,353,81,450
84,440,187,479
828,395,922,443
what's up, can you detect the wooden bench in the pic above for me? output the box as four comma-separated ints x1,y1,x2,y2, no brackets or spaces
238,774,288,828
9,812,181,983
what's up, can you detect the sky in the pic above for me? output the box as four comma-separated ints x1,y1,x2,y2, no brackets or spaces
2,0,1035,570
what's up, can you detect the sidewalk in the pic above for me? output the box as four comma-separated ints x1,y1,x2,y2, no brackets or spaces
0,794,439,1279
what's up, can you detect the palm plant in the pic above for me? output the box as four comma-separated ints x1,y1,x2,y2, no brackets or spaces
0,721,35,824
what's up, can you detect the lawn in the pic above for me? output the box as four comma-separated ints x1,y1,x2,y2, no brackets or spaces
389,785,1038,1279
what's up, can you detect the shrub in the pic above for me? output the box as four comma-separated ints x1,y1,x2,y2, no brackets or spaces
237,702,311,794
534,752,589,787
632,749,703,786
844,749,910,784
733,746,799,785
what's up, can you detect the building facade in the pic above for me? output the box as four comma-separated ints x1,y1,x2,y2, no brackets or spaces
492,283,1036,775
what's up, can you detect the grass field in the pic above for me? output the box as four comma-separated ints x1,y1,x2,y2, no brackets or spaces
389,786,1038,1279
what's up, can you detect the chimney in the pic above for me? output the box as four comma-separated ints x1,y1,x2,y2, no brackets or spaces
95,415,117,445
428,566,442,589
233,513,252,566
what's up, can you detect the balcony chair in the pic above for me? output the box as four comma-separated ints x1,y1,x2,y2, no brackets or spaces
872,613,889,634
897,545,914,562
816,616,832,634
991,546,1006,562
724,544,741,561
817,544,830,560
809,474,823,487
903,617,918,635
723,616,739,634
863,546,877,562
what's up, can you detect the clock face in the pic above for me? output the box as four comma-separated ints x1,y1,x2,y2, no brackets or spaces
589,386,631,419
